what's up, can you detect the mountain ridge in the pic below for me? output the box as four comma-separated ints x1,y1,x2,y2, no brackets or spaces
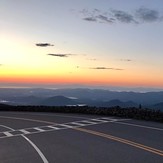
0,88,163,110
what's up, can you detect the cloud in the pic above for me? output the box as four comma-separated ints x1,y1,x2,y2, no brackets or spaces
120,59,132,62
36,43,54,47
111,10,136,23
136,7,160,22
47,53,76,57
47,54,69,57
90,67,123,70
80,7,163,25
83,17,97,22
97,15,114,23
81,9,114,24
81,9,134,24
83,15,114,24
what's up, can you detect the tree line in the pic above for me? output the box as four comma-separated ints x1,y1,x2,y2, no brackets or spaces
0,104,162,122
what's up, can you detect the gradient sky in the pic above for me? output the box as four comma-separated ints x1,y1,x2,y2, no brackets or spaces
1,0,163,89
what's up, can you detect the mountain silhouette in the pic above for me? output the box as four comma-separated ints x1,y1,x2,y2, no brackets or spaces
41,96,77,106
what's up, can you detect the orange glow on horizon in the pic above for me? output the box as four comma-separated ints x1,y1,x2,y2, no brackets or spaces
1,74,163,88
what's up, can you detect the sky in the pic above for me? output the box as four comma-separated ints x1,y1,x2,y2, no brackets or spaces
0,0,163,90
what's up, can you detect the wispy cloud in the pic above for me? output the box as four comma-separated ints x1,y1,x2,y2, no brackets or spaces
111,10,136,23
87,58,97,61
83,17,97,22
81,8,114,24
120,59,132,62
47,53,74,57
136,7,160,22
90,67,124,70
97,15,115,23
80,7,163,25
36,43,54,47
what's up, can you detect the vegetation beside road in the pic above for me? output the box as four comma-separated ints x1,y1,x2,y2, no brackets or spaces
0,104,162,122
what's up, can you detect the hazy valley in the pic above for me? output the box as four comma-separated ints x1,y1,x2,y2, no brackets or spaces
0,88,163,111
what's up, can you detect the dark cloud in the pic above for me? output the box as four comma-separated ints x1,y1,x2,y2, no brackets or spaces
83,17,97,22
136,7,160,22
97,15,114,23
81,9,114,24
90,67,123,70
81,7,163,25
36,43,54,47
47,54,69,57
83,14,114,24
47,53,77,57
111,10,136,23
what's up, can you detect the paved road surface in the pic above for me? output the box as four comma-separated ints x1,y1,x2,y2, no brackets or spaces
0,111,162,163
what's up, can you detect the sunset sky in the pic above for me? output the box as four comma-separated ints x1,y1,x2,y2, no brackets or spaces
1,0,163,89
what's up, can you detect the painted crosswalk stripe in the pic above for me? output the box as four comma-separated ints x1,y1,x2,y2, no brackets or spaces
68,122,85,127
34,127,45,132
38,126,55,131
80,120,98,124
20,129,31,134
4,132,13,137
47,126,62,130
0,117,131,139
59,124,74,128
90,119,109,123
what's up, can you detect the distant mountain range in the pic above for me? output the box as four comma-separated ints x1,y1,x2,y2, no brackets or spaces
0,88,163,111
41,96,77,106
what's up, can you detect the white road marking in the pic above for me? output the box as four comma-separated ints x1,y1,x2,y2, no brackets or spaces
0,115,55,125
1,125,49,163
20,129,30,134
80,120,98,125
0,125,15,131
101,118,118,121
69,122,86,126
113,121,163,131
90,119,109,123
0,125,14,131
59,124,74,128
22,135,49,163
4,131,13,137
34,127,46,132
47,126,61,130
0,118,115,138
0,117,125,138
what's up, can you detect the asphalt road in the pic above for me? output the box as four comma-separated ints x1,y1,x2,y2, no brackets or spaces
0,111,162,163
